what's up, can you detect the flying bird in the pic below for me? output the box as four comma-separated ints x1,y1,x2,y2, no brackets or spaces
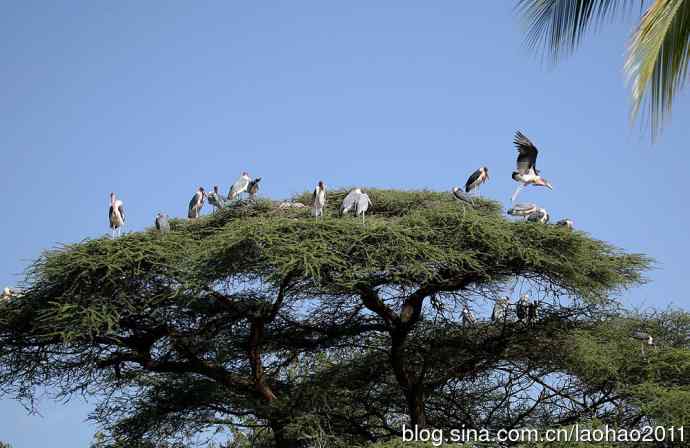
355,193,373,223
516,294,529,322
462,306,477,327
155,213,170,233
511,131,553,202
247,177,262,199
526,208,550,224
207,185,226,211
108,192,125,238
340,188,363,216
556,219,574,229
491,297,510,323
451,187,474,206
507,203,538,218
188,187,206,219
228,172,251,201
465,166,489,195
312,181,327,219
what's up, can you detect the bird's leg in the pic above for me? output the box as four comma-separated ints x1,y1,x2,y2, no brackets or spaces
511,184,524,203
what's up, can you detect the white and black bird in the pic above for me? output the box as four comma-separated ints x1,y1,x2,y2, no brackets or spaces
247,177,262,199
340,188,363,216
462,306,477,327
312,181,327,219
527,300,539,324
108,192,125,238
452,187,474,205
526,208,550,224
188,187,206,219
228,172,251,201
632,331,655,355
556,219,574,229
355,193,373,223
511,131,553,202
516,294,530,322
155,213,170,234
491,297,510,322
465,166,489,195
507,203,538,218
207,185,226,211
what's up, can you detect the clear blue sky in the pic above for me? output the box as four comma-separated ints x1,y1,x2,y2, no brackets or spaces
1,1,688,446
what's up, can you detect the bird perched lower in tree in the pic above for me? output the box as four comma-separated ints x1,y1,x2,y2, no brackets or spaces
247,177,262,199
632,331,655,355
108,192,125,238
355,193,373,223
527,300,539,325
507,203,538,218
207,185,226,211
511,131,553,202
492,297,510,322
465,166,489,195
340,188,363,216
188,187,206,219
228,172,251,201
451,187,474,205
556,219,574,229
462,306,477,327
155,213,170,233
526,208,550,224
516,294,529,322
312,181,327,219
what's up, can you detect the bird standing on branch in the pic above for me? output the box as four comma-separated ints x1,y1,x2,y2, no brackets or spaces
207,185,226,211
312,181,327,219
465,166,489,196
511,131,553,202
108,192,125,239
462,306,477,327
451,187,474,206
228,172,251,201
516,294,529,322
1,287,12,301
508,203,538,218
632,331,655,356
155,213,170,234
340,188,363,216
492,297,510,322
526,208,550,224
556,219,574,230
247,177,262,199
355,193,373,224
188,187,206,219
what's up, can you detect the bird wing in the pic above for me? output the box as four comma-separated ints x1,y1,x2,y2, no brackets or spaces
189,193,199,212
109,205,115,223
312,188,318,205
155,216,161,230
514,131,539,174
117,202,125,223
229,176,250,198
465,169,482,192
340,190,361,213
356,194,371,213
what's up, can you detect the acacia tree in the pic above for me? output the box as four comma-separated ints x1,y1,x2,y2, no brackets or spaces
0,190,650,447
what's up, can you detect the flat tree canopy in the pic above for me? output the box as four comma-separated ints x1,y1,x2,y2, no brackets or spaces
3,189,684,448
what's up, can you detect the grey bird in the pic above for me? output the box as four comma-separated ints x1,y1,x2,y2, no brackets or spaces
108,192,125,238
511,131,553,202
228,172,251,201
452,187,474,205
556,219,574,229
632,331,655,355
312,181,327,219
465,166,489,195
247,177,262,199
340,188,363,216
516,294,529,322
155,213,170,234
508,203,538,218
462,306,477,327
491,297,510,322
355,193,373,223
207,185,226,211
188,187,206,219
526,208,550,224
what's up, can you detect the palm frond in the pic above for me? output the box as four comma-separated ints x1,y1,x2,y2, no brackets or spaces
625,0,690,138
518,0,640,62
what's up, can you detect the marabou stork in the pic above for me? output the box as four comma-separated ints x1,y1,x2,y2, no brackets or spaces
155,213,170,234
207,185,226,211
526,208,550,224
492,297,510,322
312,181,327,219
188,187,206,219
511,131,553,202
527,300,539,324
516,294,529,322
556,219,574,229
462,306,477,327
247,177,262,199
108,192,125,238
507,203,538,218
340,188,363,216
465,167,489,195
452,187,474,206
355,193,373,223
228,172,251,201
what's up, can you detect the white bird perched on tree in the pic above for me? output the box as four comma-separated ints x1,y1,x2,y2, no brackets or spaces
451,187,474,206
247,177,262,199
228,172,251,201
340,188,363,216
2,287,12,301
465,166,489,196
526,208,550,224
207,185,226,211
516,294,530,322
312,181,327,219
155,213,170,234
188,187,206,219
355,193,373,223
462,306,477,327
491,297,510,322
507,203,538,218
511,131,553,202
108,192,125,238
556,219,574,229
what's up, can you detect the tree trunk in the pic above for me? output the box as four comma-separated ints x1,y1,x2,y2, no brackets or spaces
270,418,302,448
406,383,427,428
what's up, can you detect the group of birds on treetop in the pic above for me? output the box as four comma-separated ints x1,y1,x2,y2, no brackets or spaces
462,294,540,328
452,130,572,229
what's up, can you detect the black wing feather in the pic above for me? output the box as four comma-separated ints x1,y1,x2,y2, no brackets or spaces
514,130,539,174
465,169,482,192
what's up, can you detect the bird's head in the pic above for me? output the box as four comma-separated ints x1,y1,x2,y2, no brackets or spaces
318,180,325,188
452,186,460,193
254,177,262,183
242,171,249,176
213,185,219,193
539,179,553,189
199,186,205,192
110,192,116,199
483,166,489,178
